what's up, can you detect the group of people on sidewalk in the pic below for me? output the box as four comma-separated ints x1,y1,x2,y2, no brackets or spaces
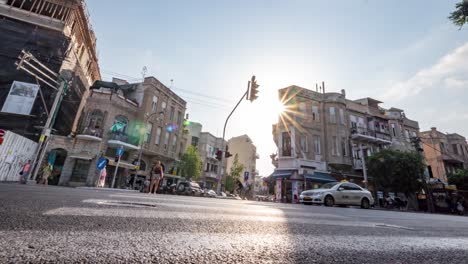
19,160,54,185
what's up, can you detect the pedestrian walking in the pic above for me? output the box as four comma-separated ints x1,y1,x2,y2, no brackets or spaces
149,161,164,194
19,160,31,184
38,164,51,185
98,167,107,188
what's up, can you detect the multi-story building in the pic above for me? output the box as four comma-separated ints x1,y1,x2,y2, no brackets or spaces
0,0,101,139
420,127,468,182
271,85,420,203
198,132,226,189
226,135,258,192
44,76,187,187
184,121,203,150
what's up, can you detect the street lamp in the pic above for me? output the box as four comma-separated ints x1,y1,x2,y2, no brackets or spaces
132,111,165,188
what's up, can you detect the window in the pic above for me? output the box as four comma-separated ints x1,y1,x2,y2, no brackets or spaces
164,132,170,149
391,124,396,137
282,132,291,157
177,111,182,124
312,106,319,121
191,136,199,147
350,115,357,128
113,115,128,133
405,129,410,142
300,134,308,153
329,107,336,123
440,142,446,152
399,124,403,136
332,136,339,156
341,137,348,156
155,127,162,145
169,106,175,121
206,163,210,172
339,109,345,125
452,144,459,155
314,136,321,154
342,183,362,191
172,135,178,151
411,131,417,138
144,123,153,143
358,117,365,128
151,96,158,112
161,101,167,113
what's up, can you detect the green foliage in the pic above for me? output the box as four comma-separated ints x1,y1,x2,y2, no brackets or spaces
366,149,425,194
448,169,468,190
224,154,244,193
449,0,468,29
178,145,202,181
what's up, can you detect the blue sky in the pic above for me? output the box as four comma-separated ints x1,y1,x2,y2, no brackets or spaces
87,0,468,176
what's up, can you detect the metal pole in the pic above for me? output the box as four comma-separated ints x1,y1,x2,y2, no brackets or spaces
359,144,368,189
111,154,121,188
216,86,249,194
31,81,66,180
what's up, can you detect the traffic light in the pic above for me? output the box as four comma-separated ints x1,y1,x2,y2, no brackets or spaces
225,146,232,158
0,129,4,145
248,75,259,102
216,150,223,161
410,137,424,152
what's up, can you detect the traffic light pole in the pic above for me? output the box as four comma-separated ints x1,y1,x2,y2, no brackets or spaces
216,87,250,194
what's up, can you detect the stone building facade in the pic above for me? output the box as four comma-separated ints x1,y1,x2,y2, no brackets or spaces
198,132,227,189
420,127,468,182
271,85,420,203
226,135,258,191
45,76,187,187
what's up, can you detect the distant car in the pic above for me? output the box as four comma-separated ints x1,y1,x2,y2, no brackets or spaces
204,190,217,198
300,182,374,209
176,181,203,196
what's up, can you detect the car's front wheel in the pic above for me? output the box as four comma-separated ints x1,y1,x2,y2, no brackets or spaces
361,198,370,209
324,195,335,207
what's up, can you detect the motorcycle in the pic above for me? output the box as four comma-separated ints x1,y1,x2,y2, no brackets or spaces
383,196,407,210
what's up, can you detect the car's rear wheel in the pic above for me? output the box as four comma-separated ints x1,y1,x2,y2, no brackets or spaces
324,195,334,207
361,198,370,209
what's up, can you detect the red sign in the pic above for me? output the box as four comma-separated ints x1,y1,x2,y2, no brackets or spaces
0,129,5,137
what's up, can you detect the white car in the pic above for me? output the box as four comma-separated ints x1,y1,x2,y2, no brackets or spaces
300,182,374,209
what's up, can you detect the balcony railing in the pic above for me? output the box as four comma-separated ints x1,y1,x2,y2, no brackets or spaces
350,127,392,144
108,131,140,147
79,127,103,138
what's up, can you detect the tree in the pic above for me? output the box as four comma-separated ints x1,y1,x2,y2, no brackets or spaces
448,169,468,190
178,145,202,181
366,149,425,196
449,0,468,29
225,154,244,193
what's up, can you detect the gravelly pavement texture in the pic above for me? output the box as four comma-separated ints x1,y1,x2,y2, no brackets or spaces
1,183,468,263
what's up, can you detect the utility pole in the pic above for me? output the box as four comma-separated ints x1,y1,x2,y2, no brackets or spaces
359,144,369,189
15,50,67,181
217,76,259,194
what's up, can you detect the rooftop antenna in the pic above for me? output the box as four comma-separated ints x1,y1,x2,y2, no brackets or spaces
322,81,325,93
170,79,174,89
316,83,318,92
141,66,147,82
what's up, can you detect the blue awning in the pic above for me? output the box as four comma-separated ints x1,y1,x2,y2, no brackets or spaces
304,171,336,183
270,170,294,178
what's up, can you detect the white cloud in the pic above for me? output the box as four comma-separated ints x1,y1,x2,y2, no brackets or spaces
383,42,468,102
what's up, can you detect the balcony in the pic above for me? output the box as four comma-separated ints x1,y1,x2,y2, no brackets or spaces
353,159,363,170
76,127,103,142
350,127,392,145
107,131,140,150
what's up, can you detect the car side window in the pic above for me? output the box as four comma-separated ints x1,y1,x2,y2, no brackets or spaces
339,183,352,190
347,183,362,191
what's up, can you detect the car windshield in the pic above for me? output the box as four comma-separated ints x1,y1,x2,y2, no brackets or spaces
320,182,340,189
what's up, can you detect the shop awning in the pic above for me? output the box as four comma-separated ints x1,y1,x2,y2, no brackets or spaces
304,171,336,183
270,169,294,178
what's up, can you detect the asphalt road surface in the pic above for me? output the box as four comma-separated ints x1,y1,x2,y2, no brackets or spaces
1,184,468,263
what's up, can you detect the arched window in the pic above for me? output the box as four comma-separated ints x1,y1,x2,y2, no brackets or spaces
89,110,104,129
113,115,128,133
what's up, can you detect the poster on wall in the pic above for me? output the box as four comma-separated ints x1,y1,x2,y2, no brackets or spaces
1,81,39,115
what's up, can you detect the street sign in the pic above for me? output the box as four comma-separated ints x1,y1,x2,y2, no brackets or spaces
244,171,249,181
116,146,124,157
97,157,108,170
